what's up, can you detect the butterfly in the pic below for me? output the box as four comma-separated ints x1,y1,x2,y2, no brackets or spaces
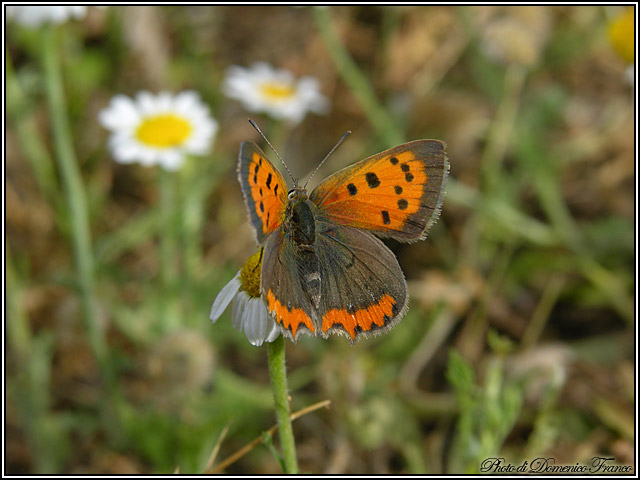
238,133,449,344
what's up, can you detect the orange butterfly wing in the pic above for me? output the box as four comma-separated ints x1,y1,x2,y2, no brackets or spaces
238,142,288,244
310,140,449,242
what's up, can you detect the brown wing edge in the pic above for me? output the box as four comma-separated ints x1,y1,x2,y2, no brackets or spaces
405,139,450,244
237,141,287,245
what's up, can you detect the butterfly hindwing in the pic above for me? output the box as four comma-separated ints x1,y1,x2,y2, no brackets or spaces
310,140,449,242
261,228,318,341
238,141,288,244
314,220,408,342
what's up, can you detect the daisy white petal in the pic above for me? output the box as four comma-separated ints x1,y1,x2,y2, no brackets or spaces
231,293,247,332
111,144,139,164
136,91,158,115
174,91,202,114
210,273,241,322
98,95,142,131
243,300,264,345
158,150,184,171
138,148,158,166
265,320,282,343
156,91,173,112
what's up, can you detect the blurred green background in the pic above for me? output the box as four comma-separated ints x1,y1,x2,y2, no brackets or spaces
5,5,635,474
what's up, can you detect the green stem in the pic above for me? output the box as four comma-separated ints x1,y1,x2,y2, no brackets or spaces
180,159,199,290
178,156,210,297
6,50,61,209
313,7,404,146
41,26,109,370
267,336,299,474
6,244,31,364
159,167,179,329
480,64,527,194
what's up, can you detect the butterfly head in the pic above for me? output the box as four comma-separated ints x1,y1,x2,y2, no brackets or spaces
287,185,308,203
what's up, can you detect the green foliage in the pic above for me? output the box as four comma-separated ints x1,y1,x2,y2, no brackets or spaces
446,350,524,473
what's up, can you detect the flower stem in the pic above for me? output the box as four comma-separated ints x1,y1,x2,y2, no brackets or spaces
267,336,299,474
41,26,109,376
159,167,179,329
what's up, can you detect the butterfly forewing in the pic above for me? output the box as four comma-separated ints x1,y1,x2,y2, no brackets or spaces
238,141,288,244
310,140,449,242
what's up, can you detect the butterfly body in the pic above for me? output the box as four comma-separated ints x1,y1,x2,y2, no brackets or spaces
283,188,316,250
238,139,449,344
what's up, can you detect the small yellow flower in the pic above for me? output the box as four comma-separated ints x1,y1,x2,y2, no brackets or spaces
609,7,635,64
99,91,218,170
210,251,281,346
223,62,330,124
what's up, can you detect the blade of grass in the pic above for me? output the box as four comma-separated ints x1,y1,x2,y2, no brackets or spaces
313,6,404,146
6,50,63,218
41,26,109,376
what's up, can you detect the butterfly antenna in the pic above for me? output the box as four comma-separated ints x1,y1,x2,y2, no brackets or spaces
248,119,297,186
303,130,351,190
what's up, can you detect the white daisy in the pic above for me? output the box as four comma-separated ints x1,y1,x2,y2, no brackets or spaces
210,251,281,346
98,91,218,171
6,5,89,27
223,62,330,124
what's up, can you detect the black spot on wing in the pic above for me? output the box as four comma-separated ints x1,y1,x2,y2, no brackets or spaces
365,172,380,188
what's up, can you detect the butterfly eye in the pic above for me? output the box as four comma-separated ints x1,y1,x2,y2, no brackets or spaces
287,190,297,200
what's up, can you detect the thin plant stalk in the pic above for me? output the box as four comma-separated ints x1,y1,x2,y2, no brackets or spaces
159,167,179,329
41,26,109,375
313,6,404,146
267,336,299,474
178,155,209,295
480,63,527,194
6,51,61,210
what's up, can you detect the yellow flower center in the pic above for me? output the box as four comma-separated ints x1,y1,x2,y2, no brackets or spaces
135,114,193,148
609,7,634,64
260,82,296,101
240,250,263,299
